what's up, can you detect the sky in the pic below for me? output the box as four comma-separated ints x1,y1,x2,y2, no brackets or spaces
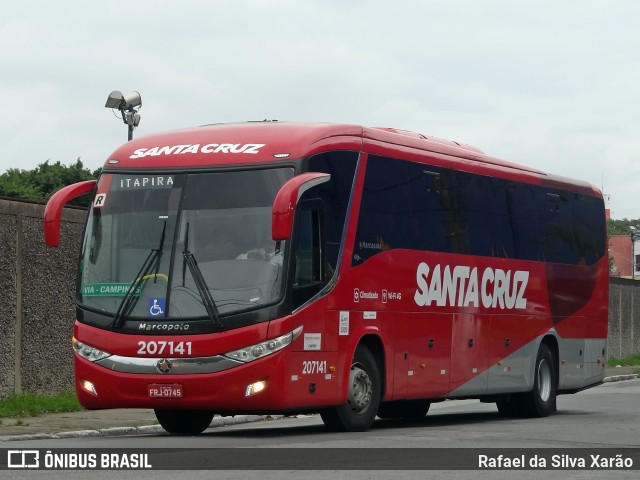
1,0,639,218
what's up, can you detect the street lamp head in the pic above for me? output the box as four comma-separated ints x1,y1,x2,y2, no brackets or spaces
122,91,142,110
105,90,142,110
105,90,124,109
104,90,142,141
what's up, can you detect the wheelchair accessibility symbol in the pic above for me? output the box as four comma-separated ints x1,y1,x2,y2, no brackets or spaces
148,298,166,317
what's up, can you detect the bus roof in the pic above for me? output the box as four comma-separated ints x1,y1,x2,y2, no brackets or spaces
103,121,600,197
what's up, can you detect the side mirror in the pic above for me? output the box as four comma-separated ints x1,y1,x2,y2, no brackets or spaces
43,180,97,247
272,173,330,241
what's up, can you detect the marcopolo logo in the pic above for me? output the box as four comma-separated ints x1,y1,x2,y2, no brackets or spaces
414,263,529,310
138,323,189,332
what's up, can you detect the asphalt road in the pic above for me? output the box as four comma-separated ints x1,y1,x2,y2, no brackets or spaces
2,378,639,479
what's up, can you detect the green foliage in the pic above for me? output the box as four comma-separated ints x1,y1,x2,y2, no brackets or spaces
607,218,640,236
0,392,82,418
606,354,640,367
0,159,100,207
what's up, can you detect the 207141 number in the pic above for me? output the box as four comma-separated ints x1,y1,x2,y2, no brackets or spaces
302,360,327,374
137,341,192,356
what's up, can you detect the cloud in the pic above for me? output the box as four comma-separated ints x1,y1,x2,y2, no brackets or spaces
1,0,639,217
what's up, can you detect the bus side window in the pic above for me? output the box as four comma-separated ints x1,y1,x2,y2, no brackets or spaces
291,200,328,309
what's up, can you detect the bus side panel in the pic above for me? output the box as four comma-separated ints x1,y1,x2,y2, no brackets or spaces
547,263,608,337
448,312,489,396
584,338,607,381
558,337,606,390
405,312,452,399
286,350,341,407
383,309,453,400
283,298,345,408
485,314,531,393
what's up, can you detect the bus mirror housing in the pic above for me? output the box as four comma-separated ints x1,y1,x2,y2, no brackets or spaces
272,172,330,241
43,180,97,247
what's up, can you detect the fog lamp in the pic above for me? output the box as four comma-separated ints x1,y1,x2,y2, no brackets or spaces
245,381,267,397
80,379,98,396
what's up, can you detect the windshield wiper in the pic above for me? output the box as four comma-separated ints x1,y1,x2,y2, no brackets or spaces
182,223,222,329
112,221,166,328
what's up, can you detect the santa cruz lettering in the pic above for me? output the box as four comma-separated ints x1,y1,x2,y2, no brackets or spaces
129,143,265,159
414,263,529,310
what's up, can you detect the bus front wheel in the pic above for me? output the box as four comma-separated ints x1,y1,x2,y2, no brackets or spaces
154,409,215,435
320,345,381,432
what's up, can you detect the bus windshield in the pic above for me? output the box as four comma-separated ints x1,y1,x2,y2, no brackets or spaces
79,168,294,322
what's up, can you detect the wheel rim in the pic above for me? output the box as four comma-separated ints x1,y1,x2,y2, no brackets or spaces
537,358,552,402
348,364,372,414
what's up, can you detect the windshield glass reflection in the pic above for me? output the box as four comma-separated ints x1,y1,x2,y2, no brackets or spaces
79,168,293,322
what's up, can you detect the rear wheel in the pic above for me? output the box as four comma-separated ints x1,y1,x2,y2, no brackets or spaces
320,345,381,432
154,409,215,435
496,343,556,418
521,343,556,417
377,400,430,419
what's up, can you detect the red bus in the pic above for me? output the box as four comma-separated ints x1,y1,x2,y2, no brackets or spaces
44,122,608,433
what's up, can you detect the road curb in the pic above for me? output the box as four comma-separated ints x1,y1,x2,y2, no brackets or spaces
602,374,640,383
0,414,275,443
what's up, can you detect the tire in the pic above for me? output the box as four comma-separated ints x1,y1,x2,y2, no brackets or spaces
524,343,556,417
154,409,215,435
505,343,556,418
320,345,381,432
378,400,430,419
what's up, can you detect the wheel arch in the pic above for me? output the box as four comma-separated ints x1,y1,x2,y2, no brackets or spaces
541,333,560,389
523,332,560,391
358,333,386,397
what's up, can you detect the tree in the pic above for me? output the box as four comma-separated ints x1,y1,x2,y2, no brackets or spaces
0,159,100,206
607,218,640,236
0,168,41,200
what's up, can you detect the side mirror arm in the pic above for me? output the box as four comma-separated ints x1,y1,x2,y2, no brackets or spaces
43,180,97,247
272,173,330,241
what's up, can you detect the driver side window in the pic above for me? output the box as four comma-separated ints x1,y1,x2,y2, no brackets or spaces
291,200,327,309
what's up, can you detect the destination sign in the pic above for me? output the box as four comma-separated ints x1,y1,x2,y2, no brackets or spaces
112,176,174,190
82,283,141,297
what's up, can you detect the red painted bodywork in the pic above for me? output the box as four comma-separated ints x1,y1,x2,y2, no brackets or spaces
45,122,608,412
43,180,96,247
272,172,330,241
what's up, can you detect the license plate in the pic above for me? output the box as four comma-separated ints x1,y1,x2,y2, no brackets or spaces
147,384,183,398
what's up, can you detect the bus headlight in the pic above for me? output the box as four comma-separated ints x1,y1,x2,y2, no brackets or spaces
223,326,302,363
72,337,112,362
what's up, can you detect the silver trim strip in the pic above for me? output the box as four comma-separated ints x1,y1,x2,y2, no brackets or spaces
95,354,244,375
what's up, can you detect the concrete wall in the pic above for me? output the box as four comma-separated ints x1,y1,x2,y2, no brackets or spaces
0,196,639,397
608,277,640,360
0,198,85,398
